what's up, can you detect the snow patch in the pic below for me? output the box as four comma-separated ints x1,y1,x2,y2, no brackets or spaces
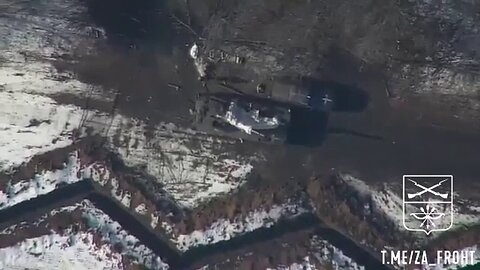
0,92,84,172
0,106,254,210
0,232,124,270
189,43,208,78
0,0,111,173
135,203,148,215
174,201,309,251
151,213,160,229
310,235,365,270
0,199,169,270
83,162,112,186
0,152,82,209
0,1,104,97
109,178,132,209
0,148,130,211
160,221,174,235
106,117,254,208
190,43,199,59
80,200,168,270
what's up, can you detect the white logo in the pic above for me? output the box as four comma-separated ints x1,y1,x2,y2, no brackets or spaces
403,175,453,235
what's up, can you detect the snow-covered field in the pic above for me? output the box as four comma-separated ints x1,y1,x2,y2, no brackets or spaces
0,200,169,270
0,92,84,172
0,0,255,212
0,0,106,172
0,96,254,214
0,0,102,96
103,117,254,208
79,114,255,209
0,3,169,267
0,151,82,209
0,233,126,270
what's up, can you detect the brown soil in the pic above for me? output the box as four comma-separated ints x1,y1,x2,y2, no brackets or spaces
54,43,202,127
189,228,319,270
0,135,105,189
426,225,480,255
307,175,414,252
0,209,88,249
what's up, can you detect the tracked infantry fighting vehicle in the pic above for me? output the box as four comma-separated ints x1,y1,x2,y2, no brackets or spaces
190,44,332,144
193,93,292,143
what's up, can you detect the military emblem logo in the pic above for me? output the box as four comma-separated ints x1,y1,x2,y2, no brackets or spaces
403,175,453,235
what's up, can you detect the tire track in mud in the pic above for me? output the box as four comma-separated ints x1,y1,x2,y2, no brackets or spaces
0,178,389,270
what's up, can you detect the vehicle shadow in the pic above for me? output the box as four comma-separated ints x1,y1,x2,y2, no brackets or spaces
287,108,329,146
286,110,383,147
302,78,370,113
273,75,369,113
285,77,369,146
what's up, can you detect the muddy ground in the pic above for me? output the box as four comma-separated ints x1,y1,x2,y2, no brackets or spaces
2,0,480,269
58,0,480,266
56,0,480,189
